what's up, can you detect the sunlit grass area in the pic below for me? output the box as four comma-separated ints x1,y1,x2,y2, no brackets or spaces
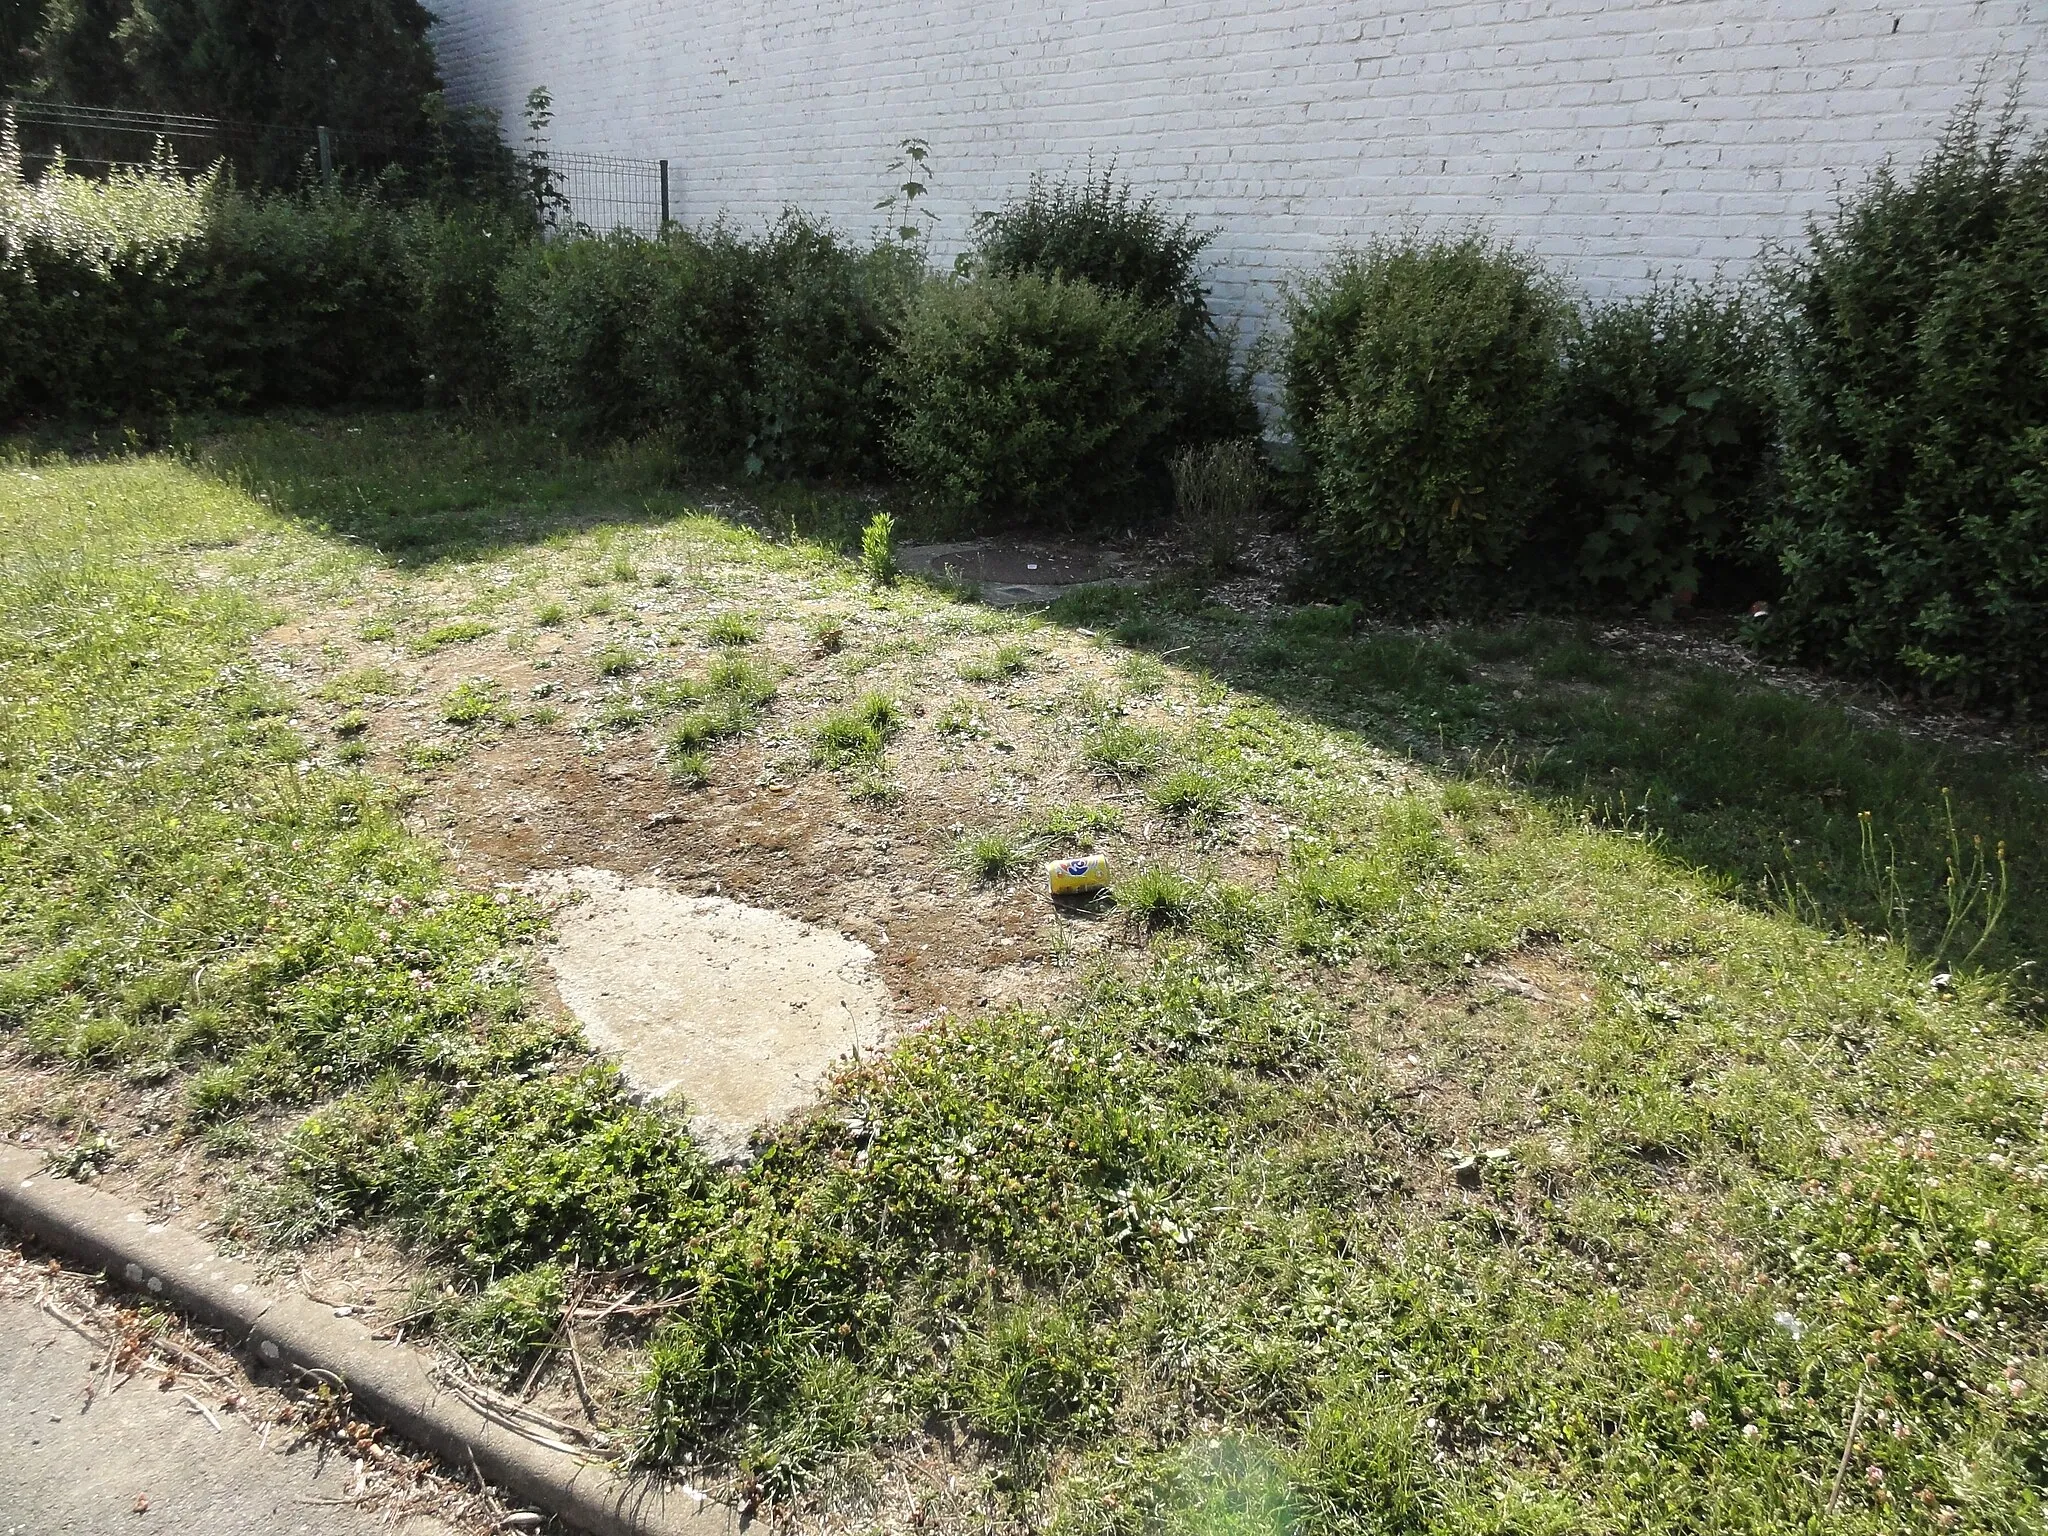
2,416,2043,1534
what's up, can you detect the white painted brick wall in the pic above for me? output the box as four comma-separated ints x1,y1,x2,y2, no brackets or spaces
429,0,2044,338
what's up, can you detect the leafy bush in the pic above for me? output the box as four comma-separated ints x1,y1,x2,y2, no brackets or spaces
0,143,517,419
1554,285,1777,613
972,169,1211,328
747,215,916,478
1760,103,2048,715
496,227,751,446
886,270,1179,526
970,168,1257,452
1282,236,1567,609
404,204,523,409
497,216,907,473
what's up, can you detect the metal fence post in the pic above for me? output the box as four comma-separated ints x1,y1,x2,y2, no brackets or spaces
659,159,670,230
317,125,333,181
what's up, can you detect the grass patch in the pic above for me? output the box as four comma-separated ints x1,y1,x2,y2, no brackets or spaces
596,644,641,677
705,613,760,647
959,644,1031,683
1029,802,1123,848
318,666,401,706
414,618,493,652
661,658,780,775
959,831,1026,887
1149,768,1230,825
441,679,510,727
1082,720,1163,781
12,418,2048,1533
813,693,902,767
1115,865,1198,928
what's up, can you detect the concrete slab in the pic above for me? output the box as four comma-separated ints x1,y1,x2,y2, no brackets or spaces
532,869,889,1161
897,539,1148,607
0,1290,459,1536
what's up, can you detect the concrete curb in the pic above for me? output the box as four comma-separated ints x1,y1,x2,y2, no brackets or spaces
0,1146,735,1536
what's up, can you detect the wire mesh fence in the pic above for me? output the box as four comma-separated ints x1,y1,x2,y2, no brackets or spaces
3,96,670,236
544,150,669,236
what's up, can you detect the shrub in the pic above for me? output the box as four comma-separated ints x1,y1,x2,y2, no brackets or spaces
0,141,518,421
405,204,522,409
496,216,908,474
970,168,1257,452
1553,284,1778,614
746,215,916,478
972,169,1210,328
887,271,1179,526
1282,235,1567,610
1760,104,2048,715
496,227,751,446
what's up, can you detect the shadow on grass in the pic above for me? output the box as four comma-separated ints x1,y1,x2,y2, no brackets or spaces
180,410,2047,975
1046,580,2048,976
174,410,955,568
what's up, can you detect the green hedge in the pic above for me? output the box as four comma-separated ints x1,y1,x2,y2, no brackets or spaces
1281,236,1568,609
885,270,1180,525
495,215,912,476
0,153,519,419
1762,106,2048,715
1554,285,1778,615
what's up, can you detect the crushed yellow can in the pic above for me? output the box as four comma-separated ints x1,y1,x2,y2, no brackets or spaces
1047,853,1111,897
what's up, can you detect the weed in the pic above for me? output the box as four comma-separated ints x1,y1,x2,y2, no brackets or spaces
706,613,760,647
42,1136,115,1181
446,1264,567,1385
960,644,1031,683
401,740,466,771
597,697,648,731
333,708,368,738
534,601,568,627
861,511,898,584
596,644,641,677
1171,438,1265,572
1029,802,1123,848
1119,653,1168,695
319,667,400,705
850,771,902,806
1082,721,1162,781
1116,866,1197,928
610,555,639,584
814,693,902,766
357,617,397,642
525,705,562,727
335,739,370,765
441,680,509,727
416,618,493,652
583,593,617,618
961,831,1025,886
811,616,847,654
707,655,778,708
956,1301,1114,1445
1150,768,1229,825
936,699,985,737
667,748,710,787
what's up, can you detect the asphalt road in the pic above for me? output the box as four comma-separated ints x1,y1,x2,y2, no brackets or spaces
0,1290,461,1535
